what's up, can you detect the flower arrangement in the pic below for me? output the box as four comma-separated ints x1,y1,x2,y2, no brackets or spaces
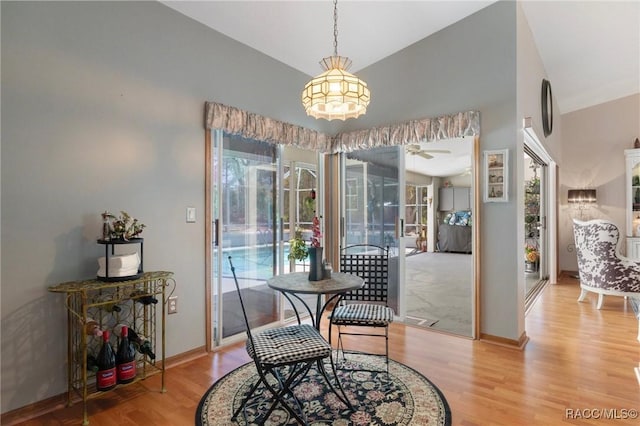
102,211,145,241
525,243,539,263
310,216,322,248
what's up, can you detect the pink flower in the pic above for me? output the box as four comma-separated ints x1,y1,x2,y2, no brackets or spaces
311,216,322,247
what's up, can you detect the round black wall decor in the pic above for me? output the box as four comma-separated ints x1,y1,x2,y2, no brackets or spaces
541,79,553,137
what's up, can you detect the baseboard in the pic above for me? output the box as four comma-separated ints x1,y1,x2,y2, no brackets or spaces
560,270,580,280
0,393,70,426
164,345,208,368
0,345,209,425
480,331,529,350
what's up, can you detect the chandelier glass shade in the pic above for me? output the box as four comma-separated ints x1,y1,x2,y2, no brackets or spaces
301,0,370,121
302,56,370,121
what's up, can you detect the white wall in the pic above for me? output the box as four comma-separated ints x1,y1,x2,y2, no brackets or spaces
559,94,640,271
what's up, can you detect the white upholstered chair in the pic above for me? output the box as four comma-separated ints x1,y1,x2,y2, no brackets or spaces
572,219,640,340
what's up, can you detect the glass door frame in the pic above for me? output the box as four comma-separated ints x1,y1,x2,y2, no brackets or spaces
279,153,322,324
523,119,558,289
207,129,283,349
338,146,405,319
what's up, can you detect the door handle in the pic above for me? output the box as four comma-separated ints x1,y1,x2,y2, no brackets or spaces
280,218,285,242
214,219,219,247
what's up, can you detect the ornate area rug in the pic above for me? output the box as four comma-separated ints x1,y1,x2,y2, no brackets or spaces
196,352,451,425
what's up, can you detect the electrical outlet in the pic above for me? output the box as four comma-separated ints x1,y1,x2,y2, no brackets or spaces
168,296,178,314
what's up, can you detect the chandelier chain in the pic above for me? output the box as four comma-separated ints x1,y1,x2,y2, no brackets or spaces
333,0,338,56
302,0,370,120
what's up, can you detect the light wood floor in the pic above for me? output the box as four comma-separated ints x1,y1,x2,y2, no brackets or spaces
12,274,640,425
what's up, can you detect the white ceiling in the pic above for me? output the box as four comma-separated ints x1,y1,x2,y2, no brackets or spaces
405,137,473,177
162,0,639,115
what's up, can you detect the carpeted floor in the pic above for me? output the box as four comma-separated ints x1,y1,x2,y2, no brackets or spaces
196,352,451,426
404,251,473,336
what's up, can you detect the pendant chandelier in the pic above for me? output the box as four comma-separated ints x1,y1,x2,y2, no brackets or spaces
301,0,370,121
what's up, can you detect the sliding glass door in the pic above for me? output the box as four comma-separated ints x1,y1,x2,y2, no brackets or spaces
341,146,402,313
523,120,557,307
211,131,280,344
281,160,318,322
524,149,549,304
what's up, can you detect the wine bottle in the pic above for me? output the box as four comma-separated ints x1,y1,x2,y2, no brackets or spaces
116,325,136,384
83,317,103,337
113,323,155,360
87,353,99,373
130,290,158,305
131,329,156,360
96,331,116,391
97,294,122,313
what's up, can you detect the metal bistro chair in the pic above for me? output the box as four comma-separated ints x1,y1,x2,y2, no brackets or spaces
227,257,352,425
329,244,394,373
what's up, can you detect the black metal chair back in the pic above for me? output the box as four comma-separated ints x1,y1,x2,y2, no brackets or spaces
339,244,389,304
227,256,255,349
331,244,394,374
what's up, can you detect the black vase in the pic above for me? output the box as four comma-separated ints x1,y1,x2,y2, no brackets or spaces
308,246,324,281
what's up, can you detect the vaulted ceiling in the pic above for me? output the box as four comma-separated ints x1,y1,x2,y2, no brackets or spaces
162,0,639,115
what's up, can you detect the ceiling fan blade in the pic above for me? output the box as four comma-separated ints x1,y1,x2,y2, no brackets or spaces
423,149,451,154
418,152,433,159
406,144,421,153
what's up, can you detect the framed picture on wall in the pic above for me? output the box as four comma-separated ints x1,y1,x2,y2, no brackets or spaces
483,149,508,203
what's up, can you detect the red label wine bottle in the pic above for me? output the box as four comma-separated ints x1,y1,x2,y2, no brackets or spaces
96,330,116,391
116,325,136,384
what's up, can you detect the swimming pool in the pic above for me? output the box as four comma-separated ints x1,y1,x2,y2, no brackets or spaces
216,244,296,278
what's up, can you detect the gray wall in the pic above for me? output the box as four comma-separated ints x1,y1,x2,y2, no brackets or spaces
1,0,321,413
2,0,524,413
559,94,640,271
354,1,519,339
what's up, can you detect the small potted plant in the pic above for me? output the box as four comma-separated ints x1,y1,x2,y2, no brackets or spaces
288,228,308,268
525,243,539,272
101,211,145,241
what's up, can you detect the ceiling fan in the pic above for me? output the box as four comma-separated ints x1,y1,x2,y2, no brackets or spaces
406,144,451,159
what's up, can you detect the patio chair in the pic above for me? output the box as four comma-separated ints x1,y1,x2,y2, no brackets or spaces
227,256,352,425
329,244,394,372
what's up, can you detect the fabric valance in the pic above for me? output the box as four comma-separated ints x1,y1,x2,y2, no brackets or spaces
205,102,479,154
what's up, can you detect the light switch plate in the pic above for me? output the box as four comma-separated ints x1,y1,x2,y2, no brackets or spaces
186,207,196,223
